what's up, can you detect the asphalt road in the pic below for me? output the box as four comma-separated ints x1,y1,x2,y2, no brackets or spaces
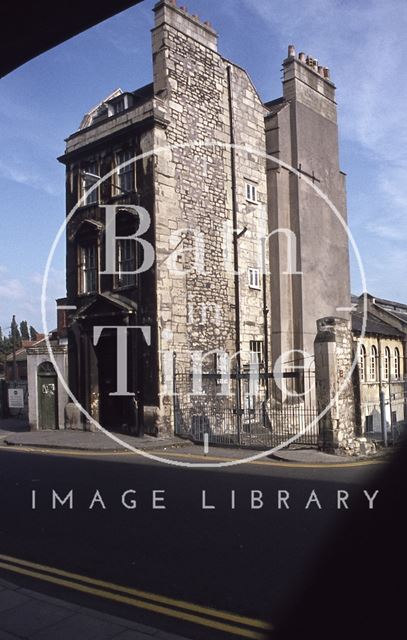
0,448,390,639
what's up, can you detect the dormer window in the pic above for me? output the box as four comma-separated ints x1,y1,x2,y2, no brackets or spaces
112,98,125,115
107,94,133,118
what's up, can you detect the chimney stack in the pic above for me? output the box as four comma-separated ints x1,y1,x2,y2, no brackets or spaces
282,45,336,105
288,44,296,58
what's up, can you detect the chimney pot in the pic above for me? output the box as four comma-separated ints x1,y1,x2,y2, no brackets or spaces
288,44,296,57
323,67,330,78
299,52,306,62
318,65,324,75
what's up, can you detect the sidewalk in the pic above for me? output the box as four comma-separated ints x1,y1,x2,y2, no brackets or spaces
0,418,392,464
2,428,190,453
0,420,393,464
0,575,189,640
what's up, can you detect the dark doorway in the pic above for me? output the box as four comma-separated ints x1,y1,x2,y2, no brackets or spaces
95,330,136,433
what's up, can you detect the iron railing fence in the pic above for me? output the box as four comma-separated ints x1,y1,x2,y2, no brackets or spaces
173,365,319,449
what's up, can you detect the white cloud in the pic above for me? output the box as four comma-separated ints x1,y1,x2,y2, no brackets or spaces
242,0,407,300
0,278,26,300
0,159,62,196
0,268,65,333
242,0,407,158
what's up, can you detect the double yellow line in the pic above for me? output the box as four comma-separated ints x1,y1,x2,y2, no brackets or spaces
0,553,273,639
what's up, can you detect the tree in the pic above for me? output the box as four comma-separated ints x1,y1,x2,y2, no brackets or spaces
29,325,38,341
20,320,29,341
10,316,21,348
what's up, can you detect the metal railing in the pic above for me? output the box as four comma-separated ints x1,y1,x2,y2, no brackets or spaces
174,365,318,449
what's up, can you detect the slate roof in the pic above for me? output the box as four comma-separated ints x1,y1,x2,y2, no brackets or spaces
352,311,404,338
264,96,287,117
78,83,154,131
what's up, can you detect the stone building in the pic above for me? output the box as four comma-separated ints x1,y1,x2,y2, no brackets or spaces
352,293,407,437
58,0,351,435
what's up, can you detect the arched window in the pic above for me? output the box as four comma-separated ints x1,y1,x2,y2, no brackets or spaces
395,348,401,379
38,361,56,375
384,347,390,381
359,344,366,382
370,346,378,381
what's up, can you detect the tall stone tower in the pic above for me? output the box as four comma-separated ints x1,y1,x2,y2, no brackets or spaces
151,0,269,377
266,47,351,370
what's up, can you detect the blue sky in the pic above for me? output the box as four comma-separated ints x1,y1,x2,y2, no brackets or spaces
0,0,406,333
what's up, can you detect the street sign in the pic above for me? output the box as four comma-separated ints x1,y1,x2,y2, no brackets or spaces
8,388,24,409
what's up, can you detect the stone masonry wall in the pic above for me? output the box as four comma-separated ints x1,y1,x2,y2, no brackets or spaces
315,317,375,455
151,0,269,429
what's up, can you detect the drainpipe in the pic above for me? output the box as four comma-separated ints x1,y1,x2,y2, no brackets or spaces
226,65,242,441
226,66,241,364
261,237,269,399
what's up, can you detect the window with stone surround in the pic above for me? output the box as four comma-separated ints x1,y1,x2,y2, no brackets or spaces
245,181,258,203
394,348,401,379
359,344,366,382
384,346,391,381
248,267,261,290
370,345,378,381
249,340,263,364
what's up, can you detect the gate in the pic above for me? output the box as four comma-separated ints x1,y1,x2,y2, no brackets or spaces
173,362,318,449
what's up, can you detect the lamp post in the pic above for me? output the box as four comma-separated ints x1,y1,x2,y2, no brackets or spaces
80,170,136,197
11,315,17,381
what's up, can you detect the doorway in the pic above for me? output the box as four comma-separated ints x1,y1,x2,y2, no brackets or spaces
37,361,58,429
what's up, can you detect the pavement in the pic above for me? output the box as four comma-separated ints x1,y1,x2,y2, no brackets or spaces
0,417,392,464
0,575,189,640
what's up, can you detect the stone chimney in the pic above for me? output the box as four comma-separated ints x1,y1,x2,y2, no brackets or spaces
282,45,336,108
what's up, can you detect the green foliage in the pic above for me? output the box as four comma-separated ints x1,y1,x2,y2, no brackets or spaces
29,326,38,341
0,317,37,357
9,316,21,348
19,320,29,341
